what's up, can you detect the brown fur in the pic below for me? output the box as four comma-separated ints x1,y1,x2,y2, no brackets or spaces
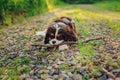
44,17,78,45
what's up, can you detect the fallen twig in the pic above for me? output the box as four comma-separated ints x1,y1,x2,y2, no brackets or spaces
82,36,104,43
32,36,104,47
101,68,116,79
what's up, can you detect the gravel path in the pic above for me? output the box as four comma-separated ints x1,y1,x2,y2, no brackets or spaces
0,5,120,80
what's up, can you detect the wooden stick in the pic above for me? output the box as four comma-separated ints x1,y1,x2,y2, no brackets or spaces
83,36,104,43
32,36,104,47
101,68,116,79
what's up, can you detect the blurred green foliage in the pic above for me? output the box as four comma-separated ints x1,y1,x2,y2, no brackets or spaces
61,0,102,4
95,0,120,11
0,0,65,25
0,0,47,25
0,0,120,25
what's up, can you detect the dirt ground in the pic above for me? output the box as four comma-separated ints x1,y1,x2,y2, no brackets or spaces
0,5,120,80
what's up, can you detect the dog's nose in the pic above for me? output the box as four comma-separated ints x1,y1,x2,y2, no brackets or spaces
52,41,56,44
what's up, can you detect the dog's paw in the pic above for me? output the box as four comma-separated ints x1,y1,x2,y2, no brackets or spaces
58,44,69,51
36,29,47,36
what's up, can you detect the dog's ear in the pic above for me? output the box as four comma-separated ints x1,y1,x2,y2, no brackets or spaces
44,33,49,44
64,29,78,41
68,20,76,32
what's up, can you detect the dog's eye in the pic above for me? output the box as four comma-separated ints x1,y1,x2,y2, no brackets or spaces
56,34,61,37
57,34,63,40
58,29,65,34
50,33,54,36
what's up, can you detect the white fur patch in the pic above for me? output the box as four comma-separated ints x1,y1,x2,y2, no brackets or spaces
36,29,47,36
59,44,69,51
49,38,63,45
53,23,61,38
71,20,75,23
49,23,63,45
57,22,66,25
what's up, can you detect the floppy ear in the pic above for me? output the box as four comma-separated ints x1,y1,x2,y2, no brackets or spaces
44,31,50,44
71,31,78,41
64,29,78,41
69,32,78,41
69,20,76,32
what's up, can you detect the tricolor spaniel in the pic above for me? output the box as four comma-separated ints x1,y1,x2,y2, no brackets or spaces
44,17,78,46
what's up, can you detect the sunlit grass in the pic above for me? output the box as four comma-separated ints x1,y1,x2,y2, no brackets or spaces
1,2,120,79
46,0,67,11
52,5,120,34
54,7,120,21
95,1,120,12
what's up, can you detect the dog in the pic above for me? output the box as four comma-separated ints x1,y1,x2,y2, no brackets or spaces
44,17,78,46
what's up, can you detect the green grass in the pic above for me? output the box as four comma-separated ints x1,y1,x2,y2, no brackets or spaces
95,1,120,12
0,2,120,79
107,20,120,34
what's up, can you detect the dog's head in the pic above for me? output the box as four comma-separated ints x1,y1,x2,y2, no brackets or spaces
44,17,78,46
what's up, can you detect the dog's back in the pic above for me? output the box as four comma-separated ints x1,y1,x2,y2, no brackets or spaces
54,17,76,32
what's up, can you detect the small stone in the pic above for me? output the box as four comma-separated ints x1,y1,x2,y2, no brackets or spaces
20,74,29,80
41,74,51,80
9,53,17,59
2,76,8,80
72,74,82,80
50,69,60,76
19,54,25,58
48,60,54,64
116,78,120,80
57,60,64,65
52,64,59,69
29,64,35,68
75,51,80,55
31,76,38,79
0,62,4,67
43,70,50,74
30,70,34,75
47,66,52,70
26,78,34,80
46,78,53,80
59,78,64,80
107,78,114,80
38,70,44,74
68,72,73,77
99,73,107,80
53,75,59,80
59,73,69,80
42,58,48,64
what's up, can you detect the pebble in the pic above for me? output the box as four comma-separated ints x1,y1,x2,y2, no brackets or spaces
29,64,35,68
0,62,4,67
47,66,52,70
72,74,82,80
30,70,34,75
52,64,59,69
53,75,59,80
50,69,60,76
42,58,48,64
68,72,73,77
59,78,64,80
20,74,29,80
107,78,114,80
43,70,50,74
99,73,107,80
9,53,17,59
59,73,69,80
116,78,120,80
2,76,8,80
25,78,34,80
